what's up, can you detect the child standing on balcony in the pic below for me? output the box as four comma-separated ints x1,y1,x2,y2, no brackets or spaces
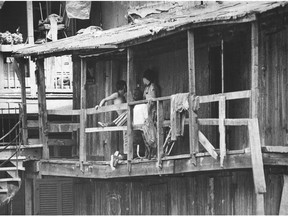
95,80,128,168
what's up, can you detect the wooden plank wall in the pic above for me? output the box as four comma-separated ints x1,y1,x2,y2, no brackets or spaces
71,169,283,215
259,25,288,147
84,58,127,161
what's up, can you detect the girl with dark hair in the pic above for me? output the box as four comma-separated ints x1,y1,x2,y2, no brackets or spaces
142,69,159,100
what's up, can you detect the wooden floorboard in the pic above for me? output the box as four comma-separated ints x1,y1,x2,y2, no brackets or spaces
35,151,288,179
38,153,253,179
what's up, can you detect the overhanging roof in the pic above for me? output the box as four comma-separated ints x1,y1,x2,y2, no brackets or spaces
14,1,288,58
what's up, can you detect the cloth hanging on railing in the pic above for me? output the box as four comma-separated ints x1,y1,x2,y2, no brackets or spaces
170,93,199,141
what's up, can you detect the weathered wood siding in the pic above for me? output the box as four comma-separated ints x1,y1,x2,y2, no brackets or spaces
259,24,288,147
70,169,283,215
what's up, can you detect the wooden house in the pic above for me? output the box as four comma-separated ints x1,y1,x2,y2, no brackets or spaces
2,1,288,215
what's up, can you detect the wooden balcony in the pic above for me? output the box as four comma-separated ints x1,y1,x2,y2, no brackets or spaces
29,89,265,187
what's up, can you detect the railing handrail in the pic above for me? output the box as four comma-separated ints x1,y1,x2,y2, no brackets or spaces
199,90,251,103
45,90,251,118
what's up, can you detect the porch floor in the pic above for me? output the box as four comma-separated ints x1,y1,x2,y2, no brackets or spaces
29,147,288,179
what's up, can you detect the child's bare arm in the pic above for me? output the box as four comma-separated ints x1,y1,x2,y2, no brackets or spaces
95,92,118,109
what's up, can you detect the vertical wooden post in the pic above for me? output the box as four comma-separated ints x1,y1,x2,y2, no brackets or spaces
36,59,49,159
13,59,28,146
26,1,34,44
104,60,113,158
157,101,164,168
80,58,87,166
127,48,134,171
19,61,28,146
248,119,266,215
219,96,226,167
279,175,288,214
26,1,36,96
250,21,265,215
187,30,198,163
25,176,33,215
221,39,225,93
251,21,259,119
0,53,4,91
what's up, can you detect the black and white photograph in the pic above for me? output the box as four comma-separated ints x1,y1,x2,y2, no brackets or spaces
0,1,287,215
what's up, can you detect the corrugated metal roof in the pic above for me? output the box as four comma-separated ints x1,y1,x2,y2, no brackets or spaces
14,1,288,57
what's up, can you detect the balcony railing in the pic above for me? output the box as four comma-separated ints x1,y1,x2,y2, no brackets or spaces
41,90,263,169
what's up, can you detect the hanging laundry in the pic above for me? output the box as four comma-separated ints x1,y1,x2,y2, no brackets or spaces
170,93,199,141
66,1,91,20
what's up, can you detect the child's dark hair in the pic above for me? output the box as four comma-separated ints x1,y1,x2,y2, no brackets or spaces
143,69,155,83
116,80,127,91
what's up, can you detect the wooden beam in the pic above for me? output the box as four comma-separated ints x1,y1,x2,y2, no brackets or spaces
127,48,134,165
0,53,4,91
128,96,171,106
79,58,87,165
251,21,259,119
104,60,113,158
36,59,49,159
157,101,164,168
28,138,75,146
85,126,127,133
24,176,33,215
47,109,81,115
198,131,218,160
256,194,265,215
48,123,80,133
26,1,34,44
13,59,28,146
248,119,266,195
198,118,250,126
38,153,253,179
279,175,288,215
262,146,288,153
219,96,226,167
187,30,198,163
221,39,224,93
199,90,251,103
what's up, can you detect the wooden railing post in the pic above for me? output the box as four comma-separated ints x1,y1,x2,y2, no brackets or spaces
187,30,198,164
36,59,49,159
79,58,87,168
127,48,134,172
251,21,259,120
157,101,164,168
219,96,226,167
13,58,28,146
248,119,266,215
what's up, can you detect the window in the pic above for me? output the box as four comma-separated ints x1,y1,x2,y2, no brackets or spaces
44,55,73,92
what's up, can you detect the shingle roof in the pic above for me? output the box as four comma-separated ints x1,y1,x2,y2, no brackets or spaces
14,1,288,58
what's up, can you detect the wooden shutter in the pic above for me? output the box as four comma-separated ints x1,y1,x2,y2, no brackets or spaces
35,179,74,215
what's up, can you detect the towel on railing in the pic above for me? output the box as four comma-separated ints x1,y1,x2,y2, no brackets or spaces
170,93,200,141
133,104,148,125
